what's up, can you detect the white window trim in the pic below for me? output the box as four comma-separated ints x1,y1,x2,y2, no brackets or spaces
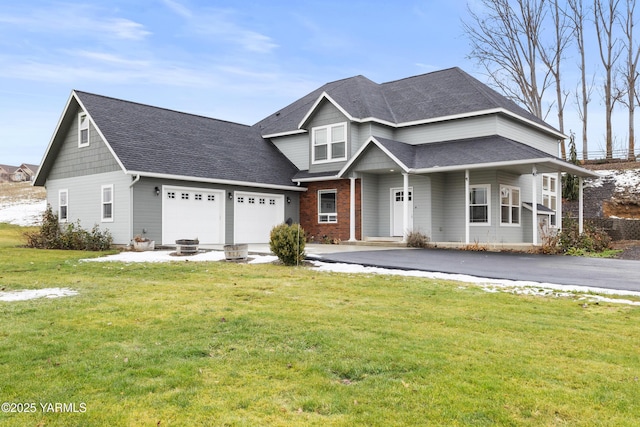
101,184,114,222
59,189,68,223
78,112,90,148
469,184,491,226
542,174,558,227
318,189,338,223
499,185,521,227
311,122,348,164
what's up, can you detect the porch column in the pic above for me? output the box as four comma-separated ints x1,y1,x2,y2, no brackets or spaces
402,172,409,242
532,166,538,245
579,177,584,233
349,176,357,242
464,169,470,245
557,171,562,231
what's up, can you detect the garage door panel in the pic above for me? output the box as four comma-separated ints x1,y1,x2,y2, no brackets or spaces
163,187,224,245
234,192,284,244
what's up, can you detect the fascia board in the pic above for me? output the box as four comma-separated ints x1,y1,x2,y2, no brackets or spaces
262,129,307,139
127,171,307,192
292,175,341,183
410,158,598,177
338,136,410,177
34,91,77,185
298,92,355,129
74,94,128,174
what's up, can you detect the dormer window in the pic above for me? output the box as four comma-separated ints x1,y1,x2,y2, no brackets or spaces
312,122,347,164
78,113,90,147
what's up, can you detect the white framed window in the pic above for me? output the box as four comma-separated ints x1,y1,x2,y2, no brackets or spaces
542,174,558,226
500,185,520,226
101,184,114,222
78,113,90,147
59,189,68,223
318,190,337,223
312,122,347,164
469,184,490,225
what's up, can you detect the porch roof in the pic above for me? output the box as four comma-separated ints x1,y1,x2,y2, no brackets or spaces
340,135,598,178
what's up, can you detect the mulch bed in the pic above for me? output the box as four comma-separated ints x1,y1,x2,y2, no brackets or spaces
611,240,640,260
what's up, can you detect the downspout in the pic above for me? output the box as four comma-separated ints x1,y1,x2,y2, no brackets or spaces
129,174,141,243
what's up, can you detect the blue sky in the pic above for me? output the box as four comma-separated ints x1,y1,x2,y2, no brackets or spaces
0,0,476,166
2,0,621,168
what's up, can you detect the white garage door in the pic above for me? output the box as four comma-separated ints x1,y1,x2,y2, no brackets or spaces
162,186,225,245
234,192,284,243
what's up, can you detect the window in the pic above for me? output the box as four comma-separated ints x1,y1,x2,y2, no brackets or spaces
312,123,347,163
318,190,337,223
181,192,189,200
542,174,558,226
469,185,490,225
102,185,113,222
78,113,90,147
59,190,68,222
167,192,176,199
195,194,202,201
207,194,215,201
500,185,520,225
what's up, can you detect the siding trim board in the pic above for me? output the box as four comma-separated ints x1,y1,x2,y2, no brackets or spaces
126,171,305,192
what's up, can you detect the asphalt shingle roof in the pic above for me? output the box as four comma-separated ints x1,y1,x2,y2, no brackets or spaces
75,91,298,187
374,135,559,170
255,67,554,136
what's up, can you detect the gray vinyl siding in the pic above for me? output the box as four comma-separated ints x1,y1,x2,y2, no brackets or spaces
354,145,402,172
361,173,379,238
496,116,560,155
48,107,121,180
131,177,300,245
395,116,498,145
442,172,466,242
45,171,132,244
270,133,309,170
307,100,349,174
429,174,446,241
410,175,431,237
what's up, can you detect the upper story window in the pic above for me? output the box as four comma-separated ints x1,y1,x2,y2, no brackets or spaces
78,113,90,148
542,174,558,226
312,122,347,164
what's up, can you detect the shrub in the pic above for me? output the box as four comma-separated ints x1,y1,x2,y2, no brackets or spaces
557,217,611,254
24,205,113,251
406,231,430,248
269,223,306,266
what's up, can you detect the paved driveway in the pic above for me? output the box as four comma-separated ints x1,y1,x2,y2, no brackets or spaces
316,248,640,292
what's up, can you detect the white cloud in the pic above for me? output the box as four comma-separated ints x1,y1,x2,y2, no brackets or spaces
162,0,193,19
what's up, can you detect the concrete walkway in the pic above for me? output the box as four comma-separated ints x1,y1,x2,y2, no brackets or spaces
314,247,640,292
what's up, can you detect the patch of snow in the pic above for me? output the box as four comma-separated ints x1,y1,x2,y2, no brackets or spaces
81,250,640,306
0,287,78,302
0,200,46,226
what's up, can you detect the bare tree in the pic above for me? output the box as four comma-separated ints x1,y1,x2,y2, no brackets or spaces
567,0,594,160
616,0,640,160
594,0,622,159
463,0,552,119
540,0,572,159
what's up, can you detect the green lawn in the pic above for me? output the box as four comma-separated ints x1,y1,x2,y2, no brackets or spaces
0,223,639,426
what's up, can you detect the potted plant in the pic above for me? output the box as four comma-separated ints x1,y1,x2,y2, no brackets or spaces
132,235,155,251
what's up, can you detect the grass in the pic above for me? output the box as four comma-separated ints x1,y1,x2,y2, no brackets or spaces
0,223,639,426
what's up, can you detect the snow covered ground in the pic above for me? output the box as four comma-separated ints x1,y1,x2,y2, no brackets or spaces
0,200,46,226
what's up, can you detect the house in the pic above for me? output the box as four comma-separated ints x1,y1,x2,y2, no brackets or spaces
34,67,596,247
11,164,39,182
0,165,15,182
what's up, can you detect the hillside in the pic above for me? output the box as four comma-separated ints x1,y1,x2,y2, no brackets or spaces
0,181,46,226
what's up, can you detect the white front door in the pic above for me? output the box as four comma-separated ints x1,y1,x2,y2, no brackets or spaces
391,187,413,237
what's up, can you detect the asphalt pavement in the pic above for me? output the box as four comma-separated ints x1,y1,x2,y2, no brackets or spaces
315,248,640,292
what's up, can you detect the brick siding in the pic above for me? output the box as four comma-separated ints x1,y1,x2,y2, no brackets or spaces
300,179,361,242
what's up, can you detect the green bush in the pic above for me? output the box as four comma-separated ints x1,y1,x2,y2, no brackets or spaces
269,223,306,266
24,205,113,251
557,217,611,254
